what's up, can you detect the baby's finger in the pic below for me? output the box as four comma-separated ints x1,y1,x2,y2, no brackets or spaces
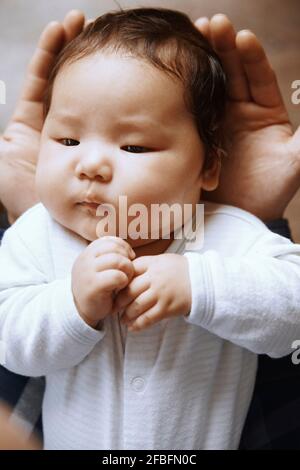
91,242,133,260
99,236,135,258
127,304,163,332
95,254,134,282
114,274,149,312
122,290,156,323
132,256,153,275
96,269,129,292
63,10,85,43
91,236,136,260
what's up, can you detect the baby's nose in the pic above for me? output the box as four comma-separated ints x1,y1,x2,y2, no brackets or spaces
75,155,113,182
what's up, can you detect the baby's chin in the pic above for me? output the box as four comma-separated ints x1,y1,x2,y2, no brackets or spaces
51,213,174,247
51,214,98,243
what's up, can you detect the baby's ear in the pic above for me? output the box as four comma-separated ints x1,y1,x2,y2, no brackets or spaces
201,153,221,192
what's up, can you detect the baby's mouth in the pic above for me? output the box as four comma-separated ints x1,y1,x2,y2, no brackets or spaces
80,201,101,210
78,200,103,215
78,198,116,219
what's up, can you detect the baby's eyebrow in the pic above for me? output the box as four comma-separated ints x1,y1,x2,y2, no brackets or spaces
48,113,81,126
47,113,172,138
116,118,167,135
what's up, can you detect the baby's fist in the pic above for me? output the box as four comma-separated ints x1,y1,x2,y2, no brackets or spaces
72,236,135,329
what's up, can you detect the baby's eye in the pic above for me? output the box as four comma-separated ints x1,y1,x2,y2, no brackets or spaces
60,138,80,146
121,145,152,154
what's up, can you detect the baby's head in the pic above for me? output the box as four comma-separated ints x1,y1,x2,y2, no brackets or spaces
36,7,226,246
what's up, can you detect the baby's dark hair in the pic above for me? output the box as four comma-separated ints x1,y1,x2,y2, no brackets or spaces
44,7,227,164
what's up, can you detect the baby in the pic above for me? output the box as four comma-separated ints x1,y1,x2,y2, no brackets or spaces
1,7,300,450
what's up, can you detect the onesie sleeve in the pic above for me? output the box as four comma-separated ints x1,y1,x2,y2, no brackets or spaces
0,225,105,377
184,230,300,358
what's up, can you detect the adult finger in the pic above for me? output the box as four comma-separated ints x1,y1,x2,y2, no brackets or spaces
194,17,211,43
210,14,250,101
84,18,95,28
20,10,84,104
236,30,284,107
20,21,65,102
62,9,85,43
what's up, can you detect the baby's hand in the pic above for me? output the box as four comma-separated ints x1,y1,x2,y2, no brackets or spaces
72,236,135,329
114,254,191,332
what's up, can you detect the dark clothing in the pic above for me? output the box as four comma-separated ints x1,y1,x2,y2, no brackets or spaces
240,218,300,449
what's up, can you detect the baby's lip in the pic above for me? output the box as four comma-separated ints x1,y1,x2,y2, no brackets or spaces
79,199,115,215
81,200,102,209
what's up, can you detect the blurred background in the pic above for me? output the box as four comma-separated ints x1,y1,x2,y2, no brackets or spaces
0,0,299,238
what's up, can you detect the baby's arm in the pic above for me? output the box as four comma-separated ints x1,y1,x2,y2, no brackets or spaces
184,232,300,358
115,230,300,358
0,228,134,377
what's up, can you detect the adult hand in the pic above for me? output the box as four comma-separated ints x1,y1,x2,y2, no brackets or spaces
0,10,85,224
0,403,41,450
196,15,300,221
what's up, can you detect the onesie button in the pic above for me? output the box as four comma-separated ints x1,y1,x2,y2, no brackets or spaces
131,377,145,392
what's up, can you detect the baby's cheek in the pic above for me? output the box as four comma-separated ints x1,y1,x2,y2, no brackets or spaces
36,160,60,208
125,178,176,205
35,159,49,201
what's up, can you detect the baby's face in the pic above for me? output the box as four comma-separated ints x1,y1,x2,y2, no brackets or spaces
36,53,218,245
